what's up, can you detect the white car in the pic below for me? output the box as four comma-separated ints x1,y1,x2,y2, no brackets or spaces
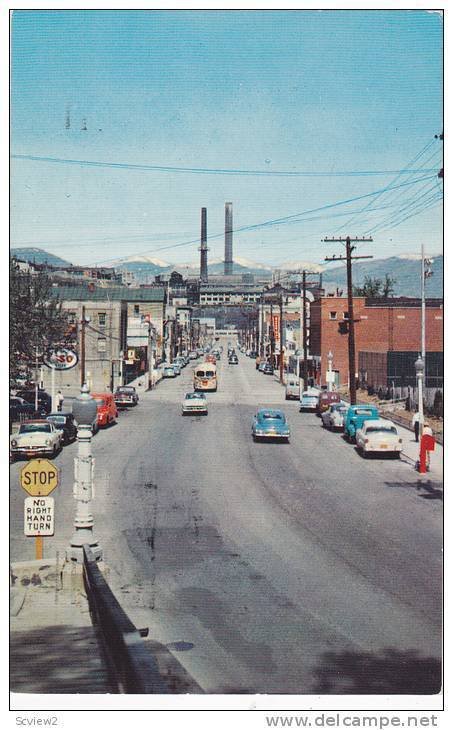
285,378,300,400
10,420,63,460
355,418,403,457
321,402,349,430
182,392,208,415
163,366,177,378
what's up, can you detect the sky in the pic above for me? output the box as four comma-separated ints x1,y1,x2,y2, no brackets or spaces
10,9,443,268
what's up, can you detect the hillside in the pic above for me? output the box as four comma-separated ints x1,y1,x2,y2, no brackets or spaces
322,255,443,298
10,247,72,267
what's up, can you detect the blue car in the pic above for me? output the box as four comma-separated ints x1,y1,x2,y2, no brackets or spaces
344,404,380,443
252,409,290,442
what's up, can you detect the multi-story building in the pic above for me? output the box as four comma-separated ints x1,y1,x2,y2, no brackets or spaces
309,296,443,392
45,286,165,395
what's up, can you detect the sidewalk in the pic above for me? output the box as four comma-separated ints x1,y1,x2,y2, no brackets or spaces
10,558,111,695
397,423,443,479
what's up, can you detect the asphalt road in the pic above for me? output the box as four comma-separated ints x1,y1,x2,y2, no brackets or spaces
10,341,442,694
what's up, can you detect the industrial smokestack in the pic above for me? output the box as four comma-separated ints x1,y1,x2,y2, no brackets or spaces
224,202,233,276
200,207,208,283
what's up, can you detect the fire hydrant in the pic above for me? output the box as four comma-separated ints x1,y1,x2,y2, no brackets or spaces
418,433,436,474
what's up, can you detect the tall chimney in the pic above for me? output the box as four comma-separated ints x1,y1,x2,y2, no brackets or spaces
200,207,208,283
224,202,233,276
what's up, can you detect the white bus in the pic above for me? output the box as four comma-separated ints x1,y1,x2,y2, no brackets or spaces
194,362,218,392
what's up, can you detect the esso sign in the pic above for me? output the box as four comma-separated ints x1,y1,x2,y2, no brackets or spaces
44,349,78,370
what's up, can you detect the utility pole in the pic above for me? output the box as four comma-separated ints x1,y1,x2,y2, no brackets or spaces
299,270,319,392
421,245,433,386
270,301,275,368
324,236,373,405
279,292,284,384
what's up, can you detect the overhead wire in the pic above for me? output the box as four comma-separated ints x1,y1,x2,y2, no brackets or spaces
12,153,439,178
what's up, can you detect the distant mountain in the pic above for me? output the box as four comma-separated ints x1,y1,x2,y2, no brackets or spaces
114,255,273,279
322,255,443,298
10,247,72,267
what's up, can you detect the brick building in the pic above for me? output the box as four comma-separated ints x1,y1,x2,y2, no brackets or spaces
309,296,443,389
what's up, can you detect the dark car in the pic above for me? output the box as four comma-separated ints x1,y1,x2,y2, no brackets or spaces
114,386,139,408
10,396,35,422
46,413,78,445
228,354,239,364
17,389,52,417
262,363,274,375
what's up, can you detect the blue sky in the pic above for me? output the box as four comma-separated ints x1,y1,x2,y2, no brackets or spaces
11,9,443,267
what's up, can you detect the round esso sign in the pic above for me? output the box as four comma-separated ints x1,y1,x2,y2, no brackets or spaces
44,349,78,370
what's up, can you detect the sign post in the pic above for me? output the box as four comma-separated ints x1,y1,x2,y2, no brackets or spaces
20,459,59,559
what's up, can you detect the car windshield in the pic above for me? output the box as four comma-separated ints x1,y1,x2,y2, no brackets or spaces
366,426,397,434
118,387,134,393
185,393,204,400
196,370,214,377
261,413,284,421
94,398,105,405
47,416,66,424
354,409,374,416
19,424,51,434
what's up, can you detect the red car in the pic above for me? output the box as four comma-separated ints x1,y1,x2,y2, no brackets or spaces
91,393,118,427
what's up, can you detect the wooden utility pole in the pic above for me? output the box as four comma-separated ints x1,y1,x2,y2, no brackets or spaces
270,301,275,367
279,292,284,384
324,236,373,405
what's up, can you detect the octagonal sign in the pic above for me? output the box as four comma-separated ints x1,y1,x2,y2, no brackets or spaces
20,459,59,496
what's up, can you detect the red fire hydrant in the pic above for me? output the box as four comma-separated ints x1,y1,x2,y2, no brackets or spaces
418,433,436,474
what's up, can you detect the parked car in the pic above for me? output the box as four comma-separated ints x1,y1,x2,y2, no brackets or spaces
10,396,35,422
317,391,341,415
356,418,403,457
344,404,380,443
189,351,199,360
163,365,177,378
114,386,139,408
91,393,118,428
300,389,319,411
262,363,274,375
321,402,349,431
46,413,78,445
285,378,300,400
10,420,63,460
252,409,290,442
258,361,267,373
17,389,52,417
182,392,208,415
228,354,239,364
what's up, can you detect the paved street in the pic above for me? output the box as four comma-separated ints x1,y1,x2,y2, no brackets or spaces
10,342,442,694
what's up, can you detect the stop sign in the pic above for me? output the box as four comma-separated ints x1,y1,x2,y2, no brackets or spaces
20,459,59,496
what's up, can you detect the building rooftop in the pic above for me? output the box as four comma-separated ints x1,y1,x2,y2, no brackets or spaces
50,286,166,303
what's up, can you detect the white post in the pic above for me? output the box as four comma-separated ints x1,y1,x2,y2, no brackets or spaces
421,244,426,365
35,347,39,412
51,364,56,412
67,385,102,564
298,354,302,400
327,351,333,392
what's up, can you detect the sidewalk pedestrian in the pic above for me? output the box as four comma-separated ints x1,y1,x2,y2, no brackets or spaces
422,424,433,471
412,411,421,442
56,390,64,413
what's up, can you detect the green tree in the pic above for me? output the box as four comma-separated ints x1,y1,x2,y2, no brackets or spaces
353,274,396,298
10,261,70,379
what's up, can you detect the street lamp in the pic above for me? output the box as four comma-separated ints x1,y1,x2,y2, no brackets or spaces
327,350,334,392
67,384,102,563
415,356,425,436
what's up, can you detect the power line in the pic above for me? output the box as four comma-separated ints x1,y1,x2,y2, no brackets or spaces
95,173,435,264
12,153,438,178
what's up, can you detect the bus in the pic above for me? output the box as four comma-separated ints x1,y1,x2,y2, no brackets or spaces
194,362,218,392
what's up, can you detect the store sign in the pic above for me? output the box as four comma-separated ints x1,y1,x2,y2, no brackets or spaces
43,349,78,370
272,314,280,344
